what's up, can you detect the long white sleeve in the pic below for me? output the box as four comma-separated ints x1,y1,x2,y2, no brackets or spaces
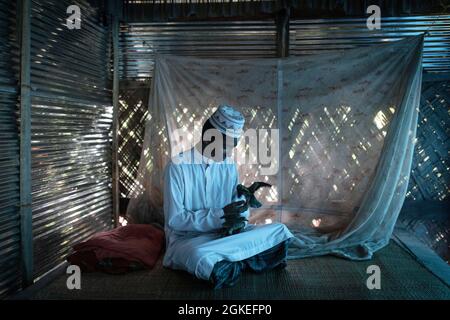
232,166,250,221
164,161,224,232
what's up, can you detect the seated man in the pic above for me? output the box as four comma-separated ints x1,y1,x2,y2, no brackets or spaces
163,104,294,289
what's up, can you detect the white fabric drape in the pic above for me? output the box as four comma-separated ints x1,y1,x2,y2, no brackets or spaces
127,35,424,260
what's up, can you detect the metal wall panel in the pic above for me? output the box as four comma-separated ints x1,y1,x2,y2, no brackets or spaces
290,15,450,73
123,0,449,22
30,0,113,278
119,20,277,80
0,0,21,298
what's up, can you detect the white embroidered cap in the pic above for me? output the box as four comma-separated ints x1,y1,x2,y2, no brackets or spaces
208,104,245,138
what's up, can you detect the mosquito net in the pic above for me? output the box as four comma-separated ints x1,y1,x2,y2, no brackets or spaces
126,35,424,260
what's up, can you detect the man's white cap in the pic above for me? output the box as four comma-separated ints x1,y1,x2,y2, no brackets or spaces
208,104,245,138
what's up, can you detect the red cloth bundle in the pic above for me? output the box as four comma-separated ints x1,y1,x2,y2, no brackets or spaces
67,224,164,274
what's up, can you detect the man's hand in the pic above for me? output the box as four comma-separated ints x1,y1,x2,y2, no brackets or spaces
223,200,248,216
221,200,248,236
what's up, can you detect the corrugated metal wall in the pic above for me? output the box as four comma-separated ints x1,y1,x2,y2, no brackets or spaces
0,0,21,298
123,0,449,21
30,0,114,279
120,20,277,80
290,15,450,73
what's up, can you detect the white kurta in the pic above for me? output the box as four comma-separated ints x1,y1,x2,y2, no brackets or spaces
163,147,294,280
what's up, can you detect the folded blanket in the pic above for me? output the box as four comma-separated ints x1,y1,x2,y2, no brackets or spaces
67,224,165,274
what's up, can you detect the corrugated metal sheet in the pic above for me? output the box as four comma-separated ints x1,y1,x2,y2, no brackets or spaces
30,0,113,278
119,20,277,80
120,15,450,79
290,15,450,73
0,0,21,298
123,0,449,22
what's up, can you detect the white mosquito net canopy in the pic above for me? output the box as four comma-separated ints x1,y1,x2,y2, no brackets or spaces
127,35,424,260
